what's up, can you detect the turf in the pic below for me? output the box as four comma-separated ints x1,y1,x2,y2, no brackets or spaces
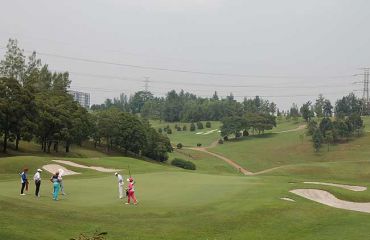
2,118,370,239
150,120,222,147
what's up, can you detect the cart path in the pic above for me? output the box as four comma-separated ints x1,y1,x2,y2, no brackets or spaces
188,147,253,175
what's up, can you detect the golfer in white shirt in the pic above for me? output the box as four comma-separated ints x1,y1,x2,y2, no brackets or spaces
115,172,124,199
33,169,42,197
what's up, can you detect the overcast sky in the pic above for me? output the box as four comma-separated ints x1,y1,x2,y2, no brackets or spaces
1,0,369,110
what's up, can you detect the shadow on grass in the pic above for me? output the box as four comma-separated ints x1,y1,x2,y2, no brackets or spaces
225,133,278,143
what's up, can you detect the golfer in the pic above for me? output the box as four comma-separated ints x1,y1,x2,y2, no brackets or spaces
19,168,29,195
115,172,124,199
50,172,60,201
58,169,66,195
33,169,42,197
126,177,137,205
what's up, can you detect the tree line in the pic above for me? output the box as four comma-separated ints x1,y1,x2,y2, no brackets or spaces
0,39,172,161
92,90,278,122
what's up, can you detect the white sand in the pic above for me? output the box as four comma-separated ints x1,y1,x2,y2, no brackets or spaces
42,164,80,175
291,189,370,214
203,129,218,135
281,197,295,202
195,132,204,135
53,160,120,172
303,182,367,192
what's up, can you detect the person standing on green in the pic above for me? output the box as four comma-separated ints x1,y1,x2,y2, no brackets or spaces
50,172,60,201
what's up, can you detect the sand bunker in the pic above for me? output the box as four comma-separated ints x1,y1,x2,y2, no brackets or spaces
281,197,295,202
303,182,367,192
203,129,218,135
291,189,370,214
53,160,120,173
42,164,80,175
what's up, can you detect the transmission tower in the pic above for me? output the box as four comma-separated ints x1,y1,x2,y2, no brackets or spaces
143,77,150,92
362,68,369,105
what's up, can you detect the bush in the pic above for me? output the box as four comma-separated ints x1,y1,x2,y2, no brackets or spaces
182,125,187,131
243,130,249,136
196,122,204,129
177,143,183,149
174,124,178,129
223,136,229,141
206,121,211,128
218,139,224,144
197,143,202,147
167,128,172,134
158,128,163,133
235,132,242,138
171,158,196,170
176,126,182,131
190,123,196,131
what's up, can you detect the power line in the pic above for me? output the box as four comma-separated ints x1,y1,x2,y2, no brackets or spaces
0,46,353,80
62,70,351,89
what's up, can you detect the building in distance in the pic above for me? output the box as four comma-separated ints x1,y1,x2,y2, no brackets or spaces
68,90,90,109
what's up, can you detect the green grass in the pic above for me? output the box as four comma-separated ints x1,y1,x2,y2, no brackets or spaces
2,117,370,239
3,156,370,239
210,117,370,172
150,120,222,147
169,149,239,175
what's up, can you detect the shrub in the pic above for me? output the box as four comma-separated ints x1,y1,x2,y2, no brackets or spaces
182,125,187,131
223,136,229,141
176,126,182,131
206,121,211,128
171,158,196,170
243,130,249,136
197,122,204,129
167,128,172,134
197,143,202,147
158,128,163,133
218,139,224,144
177,143,183,149
235,132,242,138
174,124,178,129
190,123,196,131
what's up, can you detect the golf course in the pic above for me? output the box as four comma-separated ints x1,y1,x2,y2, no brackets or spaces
2,118,370,240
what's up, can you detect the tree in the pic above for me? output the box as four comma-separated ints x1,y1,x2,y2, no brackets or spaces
0,77,37,152
220,116,248,138
323,99,333,117
314,94,325,118
335,93,362,117
196,122,204,129
206,121,211,128
300,101,314,122
307,120,317,136
312,129,323,152
190,123,196,131
0,39,25,81
319,117,332,137
129,91,153,114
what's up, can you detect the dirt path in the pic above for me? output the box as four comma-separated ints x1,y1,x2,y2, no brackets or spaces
188,147,253,175
273,124,306,134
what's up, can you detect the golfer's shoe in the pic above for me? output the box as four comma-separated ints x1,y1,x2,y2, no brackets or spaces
20,193,26,196
125,203,129,205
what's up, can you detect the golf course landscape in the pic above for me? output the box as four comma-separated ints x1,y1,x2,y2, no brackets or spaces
2,117,370,240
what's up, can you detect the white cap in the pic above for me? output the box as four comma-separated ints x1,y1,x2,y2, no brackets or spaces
37,169,43,172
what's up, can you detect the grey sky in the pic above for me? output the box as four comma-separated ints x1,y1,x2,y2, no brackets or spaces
1,0,369,110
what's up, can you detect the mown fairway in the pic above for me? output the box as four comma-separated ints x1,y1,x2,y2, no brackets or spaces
2,118,370,239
